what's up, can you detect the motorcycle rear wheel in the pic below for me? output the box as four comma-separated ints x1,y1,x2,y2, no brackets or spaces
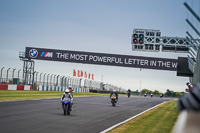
112,101,116,106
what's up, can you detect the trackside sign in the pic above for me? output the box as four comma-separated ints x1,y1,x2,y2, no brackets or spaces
26,47,178,71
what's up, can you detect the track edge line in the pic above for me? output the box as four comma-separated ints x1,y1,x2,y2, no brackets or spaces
100,101,167,133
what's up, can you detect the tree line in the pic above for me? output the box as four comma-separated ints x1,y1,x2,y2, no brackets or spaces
139,89,185,98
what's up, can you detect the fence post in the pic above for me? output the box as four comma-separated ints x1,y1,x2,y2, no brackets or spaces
56,75,59,86
6,68,10,84
0,67,5,84
39,73,43,85
35,72,39,86
12,68,16,84
66,77,69,87
53,75,56,86
17,69,21,85
47,73,50,86
43,73,46,85
50,74,53,86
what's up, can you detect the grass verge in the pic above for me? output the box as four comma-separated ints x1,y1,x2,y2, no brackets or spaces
0,90,126,101
108,100,179,133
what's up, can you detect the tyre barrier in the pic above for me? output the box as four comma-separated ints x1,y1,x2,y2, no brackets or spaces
0,84,31,91
38,85,89,92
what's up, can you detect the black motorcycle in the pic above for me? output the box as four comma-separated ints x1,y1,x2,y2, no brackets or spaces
111,95,117,106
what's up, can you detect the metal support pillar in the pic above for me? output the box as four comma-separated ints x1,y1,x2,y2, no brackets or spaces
19,52,35,89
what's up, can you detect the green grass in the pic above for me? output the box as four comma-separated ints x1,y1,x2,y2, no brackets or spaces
108,100,179,133
0,90,126,101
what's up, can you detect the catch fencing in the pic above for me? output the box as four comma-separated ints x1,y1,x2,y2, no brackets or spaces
0,67,126,93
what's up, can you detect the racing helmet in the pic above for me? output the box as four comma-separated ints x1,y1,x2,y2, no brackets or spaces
68,86,72,89
65,89,70,94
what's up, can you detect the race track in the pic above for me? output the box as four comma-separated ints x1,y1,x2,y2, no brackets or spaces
0,96,175,133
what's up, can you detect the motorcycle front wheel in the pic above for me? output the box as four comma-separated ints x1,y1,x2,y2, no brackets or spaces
63,104,66,115
67,103,71,115
111,100,116,106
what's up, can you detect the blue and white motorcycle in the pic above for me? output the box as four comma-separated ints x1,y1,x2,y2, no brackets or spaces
62,98,72,115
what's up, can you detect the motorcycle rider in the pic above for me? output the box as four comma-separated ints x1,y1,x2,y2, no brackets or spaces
68,86,74,97
68,86,74,109
127,89,131,97
110,90,118,100
61,89,73,110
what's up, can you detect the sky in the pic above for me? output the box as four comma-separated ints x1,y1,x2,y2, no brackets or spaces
0,0,199,93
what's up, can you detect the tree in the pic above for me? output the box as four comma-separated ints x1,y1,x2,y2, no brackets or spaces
153,90,160,95
165,89,173,97
175,92,183,98
141,89,152,94
164,89,184,97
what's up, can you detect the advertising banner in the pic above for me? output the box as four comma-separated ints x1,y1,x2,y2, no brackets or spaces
26,47,178,71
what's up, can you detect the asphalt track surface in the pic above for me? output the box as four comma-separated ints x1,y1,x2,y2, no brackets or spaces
0,96,175,133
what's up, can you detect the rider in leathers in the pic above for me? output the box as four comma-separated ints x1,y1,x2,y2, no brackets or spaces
127,89,131,97
110,90,118,100
61,89,73,110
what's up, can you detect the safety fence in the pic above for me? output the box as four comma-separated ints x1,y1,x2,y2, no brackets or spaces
0,67,127,93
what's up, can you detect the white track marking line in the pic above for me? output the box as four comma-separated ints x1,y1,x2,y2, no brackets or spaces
100,101,166,133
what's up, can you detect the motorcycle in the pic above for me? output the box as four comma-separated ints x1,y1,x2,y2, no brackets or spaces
127,93,130,98
111,95,117,106
144,93,147,97
62,98,71,115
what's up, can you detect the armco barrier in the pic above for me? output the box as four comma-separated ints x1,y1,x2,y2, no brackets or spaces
0,85,31,91
38,85,89,92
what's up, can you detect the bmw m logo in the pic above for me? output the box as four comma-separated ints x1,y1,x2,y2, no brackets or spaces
40,52,53,57
29,49,38,58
